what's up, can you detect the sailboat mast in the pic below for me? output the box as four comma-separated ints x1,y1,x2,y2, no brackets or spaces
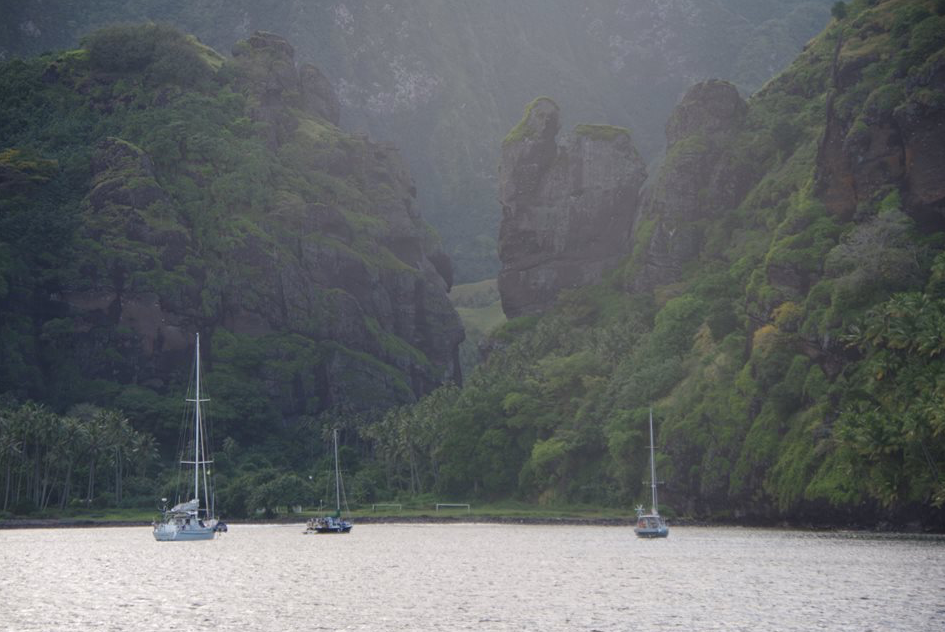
194,333,201,503
649,407,658,515
333,428,341,512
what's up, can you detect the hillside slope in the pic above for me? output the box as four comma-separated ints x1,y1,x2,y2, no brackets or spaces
0,26,463,449
377,0,945,527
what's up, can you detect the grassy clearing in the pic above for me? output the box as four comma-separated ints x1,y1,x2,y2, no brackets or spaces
456,301,505,336
0,507,157,523
449,278,500,308
1,501,639,526
307,500,636,520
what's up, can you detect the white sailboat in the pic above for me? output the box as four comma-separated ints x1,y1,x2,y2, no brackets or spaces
153,333,225,541
304,428,352,534
634,407,669,538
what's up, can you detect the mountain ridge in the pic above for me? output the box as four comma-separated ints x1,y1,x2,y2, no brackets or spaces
0,0,837,282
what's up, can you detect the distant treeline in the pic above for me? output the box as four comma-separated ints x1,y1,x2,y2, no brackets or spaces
0,401,158,514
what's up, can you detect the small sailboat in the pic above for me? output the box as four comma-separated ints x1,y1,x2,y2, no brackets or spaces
635,408,669,539
153,333,224,541
304,428,353,534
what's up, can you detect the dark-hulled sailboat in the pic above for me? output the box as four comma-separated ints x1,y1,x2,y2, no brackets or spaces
304,428,352,534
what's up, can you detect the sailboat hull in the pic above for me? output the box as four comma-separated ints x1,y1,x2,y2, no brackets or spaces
153,523,215,541
303,428,353,536
635,409,669,539
634,526,669,538
304,516,352,534
634,514,669,538
312,525,352,534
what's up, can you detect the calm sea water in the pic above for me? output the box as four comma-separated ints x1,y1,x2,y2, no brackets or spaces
0,523,943,631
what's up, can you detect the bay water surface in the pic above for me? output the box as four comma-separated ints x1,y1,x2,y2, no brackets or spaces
0,523,943,631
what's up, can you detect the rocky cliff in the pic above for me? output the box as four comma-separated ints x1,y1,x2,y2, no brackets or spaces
496,81,757,315
815,15,945,224
471,0,945,524
632,79,758,290
0,26,462,443
0,0,837,282
497,98,647,318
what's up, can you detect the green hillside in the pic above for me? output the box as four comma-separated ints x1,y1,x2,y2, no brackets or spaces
363,0,945,527
0,25,462,515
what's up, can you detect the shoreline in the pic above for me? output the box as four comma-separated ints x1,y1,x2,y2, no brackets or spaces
2,514,942,534
0,515,638,530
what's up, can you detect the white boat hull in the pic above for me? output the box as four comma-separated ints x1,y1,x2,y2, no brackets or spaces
153,513,218,541
153,522,216,541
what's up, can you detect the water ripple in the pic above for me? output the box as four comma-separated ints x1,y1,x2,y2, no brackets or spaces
0,525,943,631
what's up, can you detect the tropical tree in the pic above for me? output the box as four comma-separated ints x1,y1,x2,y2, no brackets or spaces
0,400,159,512
0,406,23,511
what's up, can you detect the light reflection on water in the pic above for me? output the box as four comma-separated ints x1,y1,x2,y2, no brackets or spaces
0,524,943,631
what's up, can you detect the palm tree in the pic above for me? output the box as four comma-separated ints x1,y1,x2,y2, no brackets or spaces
29,405,60,509
129,431,159,478
55,415,85,510
0,408,24,511
73,406,112,504
7,402,52,511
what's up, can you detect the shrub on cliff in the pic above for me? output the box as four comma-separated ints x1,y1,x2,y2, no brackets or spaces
81,23,217,87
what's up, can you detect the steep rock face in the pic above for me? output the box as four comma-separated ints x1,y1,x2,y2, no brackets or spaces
64,137,193,367
633,80,755,290
896,56,945,213
231,31,341,147
815,31,945,223
497,99,647,318
665,80,749,146
0,27,463,431
204,33,462,404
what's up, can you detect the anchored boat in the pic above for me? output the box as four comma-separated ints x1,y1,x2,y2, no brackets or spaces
304,428,353,534
153,333,224,541
634,408,669,539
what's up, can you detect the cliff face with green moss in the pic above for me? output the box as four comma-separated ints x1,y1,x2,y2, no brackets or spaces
0,26,462,447
498,98,647,317
0,0,838,282
394,0,945,527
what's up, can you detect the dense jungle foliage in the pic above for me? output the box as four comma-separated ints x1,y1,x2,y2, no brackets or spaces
0,24,456,516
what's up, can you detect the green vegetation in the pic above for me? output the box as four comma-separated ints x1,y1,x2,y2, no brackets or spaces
352,0,945,527
3,3,944,527
451,279,506,376
82,23,221,87
502,97,557,146
573,125,631,142
0,25,460,517
456,301,505,337
449,278,501,309
0,401,158,513
832,2,849,20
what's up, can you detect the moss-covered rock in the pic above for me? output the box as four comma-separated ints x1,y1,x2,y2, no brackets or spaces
497,100,647,317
